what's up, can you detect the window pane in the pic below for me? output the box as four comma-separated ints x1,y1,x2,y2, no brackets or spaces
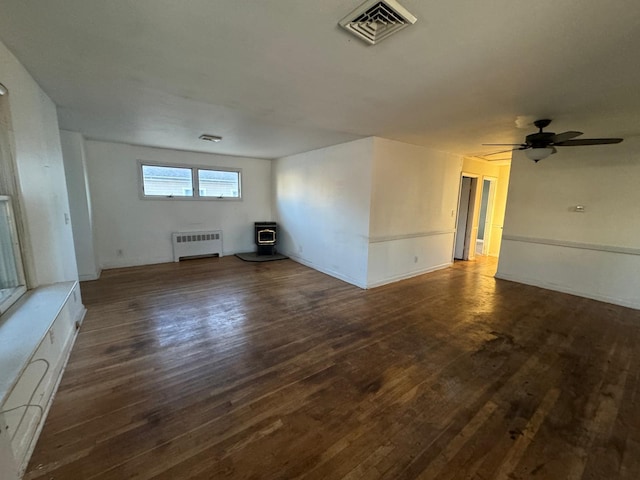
142,165,193,197
198,169,240,198
0,197,24,310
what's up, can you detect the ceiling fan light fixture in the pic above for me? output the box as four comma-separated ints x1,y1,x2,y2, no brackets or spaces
525,147,554,162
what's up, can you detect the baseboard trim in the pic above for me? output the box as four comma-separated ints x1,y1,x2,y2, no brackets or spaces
101,251,250,270
367,262,452,289
495,272,640,310
79,271,100,281
101,257,173,270
283,252,367,289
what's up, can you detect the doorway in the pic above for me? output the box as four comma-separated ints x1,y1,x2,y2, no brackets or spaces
475,177,497,256
454,175,478,260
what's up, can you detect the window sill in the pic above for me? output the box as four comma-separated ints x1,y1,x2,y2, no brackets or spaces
140,195,243,202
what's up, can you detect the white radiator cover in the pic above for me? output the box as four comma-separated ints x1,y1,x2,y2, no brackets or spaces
172,230,223,262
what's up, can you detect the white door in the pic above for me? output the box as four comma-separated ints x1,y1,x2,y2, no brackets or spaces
454,177,472,259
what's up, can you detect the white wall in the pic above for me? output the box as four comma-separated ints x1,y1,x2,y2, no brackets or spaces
60,131,100,280
489,165,511,257
367,138,462,287
84,141,272,268
497,141,640,309
0,38,82,480
273,138,373,288
273,137,462,289
0,41,78,286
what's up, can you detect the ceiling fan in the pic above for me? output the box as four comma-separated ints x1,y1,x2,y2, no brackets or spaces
483,119,623,162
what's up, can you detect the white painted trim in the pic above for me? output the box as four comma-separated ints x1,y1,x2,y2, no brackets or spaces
102,253,232,270
75,305,88,327
101,257,173,270
502,235,640,256
495,272,640,311
460,171,480,179
366,262,452,289
369,229,456,244
283,251,367,289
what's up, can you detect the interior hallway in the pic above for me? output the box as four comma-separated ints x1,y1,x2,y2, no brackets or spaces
25,256,640,479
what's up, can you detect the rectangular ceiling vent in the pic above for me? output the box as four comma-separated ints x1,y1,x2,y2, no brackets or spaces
339,0,417,45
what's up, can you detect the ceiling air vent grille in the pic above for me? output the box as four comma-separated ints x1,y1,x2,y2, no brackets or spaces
339,0,417,45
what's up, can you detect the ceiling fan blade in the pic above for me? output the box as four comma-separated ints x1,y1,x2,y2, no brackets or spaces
555,138,623,146
482,143,524,146
551,131,583,143
482,148,518,156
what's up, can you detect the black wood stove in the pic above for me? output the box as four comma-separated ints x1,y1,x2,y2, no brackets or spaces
255,222,277,255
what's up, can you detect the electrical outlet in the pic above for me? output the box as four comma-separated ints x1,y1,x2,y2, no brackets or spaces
414,256,419,263
117,249,124,257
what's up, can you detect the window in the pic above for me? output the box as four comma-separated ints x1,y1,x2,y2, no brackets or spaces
140,162,241,200
1,88,27,315
198,169,240,198
0,196,26,315
142,165,193,197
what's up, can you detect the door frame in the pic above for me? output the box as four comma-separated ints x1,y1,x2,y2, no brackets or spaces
453,173,479,261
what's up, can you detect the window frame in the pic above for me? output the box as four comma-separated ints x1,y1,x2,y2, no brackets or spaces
0,195,27,315
138,160,242,201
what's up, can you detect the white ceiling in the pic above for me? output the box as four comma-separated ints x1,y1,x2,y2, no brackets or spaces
1,0,639,159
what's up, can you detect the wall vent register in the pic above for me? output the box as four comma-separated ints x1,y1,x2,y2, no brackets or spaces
339,0,417,45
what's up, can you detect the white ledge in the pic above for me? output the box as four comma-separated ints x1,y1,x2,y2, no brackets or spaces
501,235,640,256
0,281,76,405
369,230,455,244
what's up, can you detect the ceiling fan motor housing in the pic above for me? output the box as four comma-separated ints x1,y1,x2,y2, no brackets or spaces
533,119,552,130
526,131,555,148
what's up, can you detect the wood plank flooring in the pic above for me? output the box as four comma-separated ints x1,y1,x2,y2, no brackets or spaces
25,256,640,479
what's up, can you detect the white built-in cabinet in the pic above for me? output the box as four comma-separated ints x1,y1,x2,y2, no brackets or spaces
0,282,84,480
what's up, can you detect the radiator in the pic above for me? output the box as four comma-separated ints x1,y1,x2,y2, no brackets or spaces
172,230,223,262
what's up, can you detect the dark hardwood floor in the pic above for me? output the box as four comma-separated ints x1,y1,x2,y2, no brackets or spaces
25,256,640,479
